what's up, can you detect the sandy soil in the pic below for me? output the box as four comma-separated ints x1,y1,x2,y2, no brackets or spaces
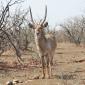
0,42,85,85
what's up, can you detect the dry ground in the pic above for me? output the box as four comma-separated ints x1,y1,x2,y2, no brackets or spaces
0,42,85,85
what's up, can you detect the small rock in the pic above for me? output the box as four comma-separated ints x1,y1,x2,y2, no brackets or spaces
6,81,13,85
33,75,39,79
13,79,19,84
28,80,33,82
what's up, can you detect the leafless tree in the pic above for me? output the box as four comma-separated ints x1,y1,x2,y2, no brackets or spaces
60,16,85,46
0,0,25,63
10,8,29,50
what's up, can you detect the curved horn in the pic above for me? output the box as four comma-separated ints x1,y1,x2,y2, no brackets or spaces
29,6,35,24
41,6,47,24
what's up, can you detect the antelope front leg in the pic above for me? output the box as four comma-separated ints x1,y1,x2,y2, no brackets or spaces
46,56,50,79
41,56,45,79
49,63,52,78
49,54,53,78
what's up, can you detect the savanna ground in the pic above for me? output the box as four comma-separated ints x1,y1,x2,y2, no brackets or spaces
0,42,85,85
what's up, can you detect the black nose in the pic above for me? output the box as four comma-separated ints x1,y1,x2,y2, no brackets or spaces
37,33,39,35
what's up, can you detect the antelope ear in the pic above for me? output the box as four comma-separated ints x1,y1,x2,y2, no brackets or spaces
29,23,34,28
43,22,48,27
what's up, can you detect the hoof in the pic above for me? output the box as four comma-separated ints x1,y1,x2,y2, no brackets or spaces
46,75,51,79
32,75,40,79
41,75,45,79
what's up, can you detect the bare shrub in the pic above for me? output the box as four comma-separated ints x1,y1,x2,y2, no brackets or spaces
60,16,85,46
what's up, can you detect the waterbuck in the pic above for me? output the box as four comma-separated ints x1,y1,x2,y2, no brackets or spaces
28,6,57,79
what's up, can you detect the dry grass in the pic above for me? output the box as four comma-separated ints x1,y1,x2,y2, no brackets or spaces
0,42,85,85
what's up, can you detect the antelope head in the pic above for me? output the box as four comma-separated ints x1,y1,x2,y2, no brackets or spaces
29,6,48,38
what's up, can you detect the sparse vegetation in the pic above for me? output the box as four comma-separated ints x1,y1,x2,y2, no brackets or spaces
0,0,85,85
